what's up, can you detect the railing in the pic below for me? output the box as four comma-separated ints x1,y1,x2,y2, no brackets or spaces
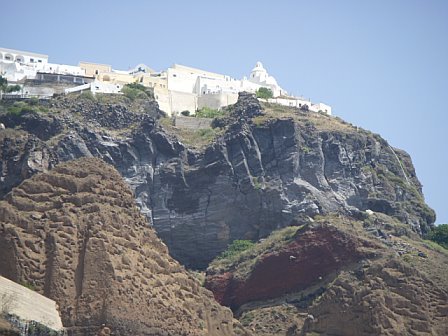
1,93,51,100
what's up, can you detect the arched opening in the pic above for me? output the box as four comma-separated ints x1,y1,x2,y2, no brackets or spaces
15,55,25,63
4,53,13,61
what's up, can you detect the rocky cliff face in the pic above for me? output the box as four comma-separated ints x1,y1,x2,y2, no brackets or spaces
0,93,435,269
0,158,247,336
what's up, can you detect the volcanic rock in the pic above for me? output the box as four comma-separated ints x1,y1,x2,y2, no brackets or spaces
0,93,435,269
0,158,248,336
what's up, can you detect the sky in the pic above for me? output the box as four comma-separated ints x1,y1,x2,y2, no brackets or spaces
1,0,447,224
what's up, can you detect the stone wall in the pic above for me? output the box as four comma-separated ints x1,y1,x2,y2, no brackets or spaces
198,92,238,110
0,276,64,332
174,115,212,129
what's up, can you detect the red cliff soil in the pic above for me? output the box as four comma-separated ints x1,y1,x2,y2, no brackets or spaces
205,224,379,310
0,158,249,336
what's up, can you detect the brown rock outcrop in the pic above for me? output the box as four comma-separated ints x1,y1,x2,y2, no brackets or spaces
303,258,448,336
0,158,247,335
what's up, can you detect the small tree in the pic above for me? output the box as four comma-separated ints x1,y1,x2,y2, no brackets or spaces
0,76,20,99
0,76,7,91
0,76,7,100
427,224,448,249
256,87,273,99
180,110,190,116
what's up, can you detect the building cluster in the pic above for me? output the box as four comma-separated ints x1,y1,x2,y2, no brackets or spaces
0,47,331,115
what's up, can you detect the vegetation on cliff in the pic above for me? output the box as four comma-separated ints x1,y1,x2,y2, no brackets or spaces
426,224,448,249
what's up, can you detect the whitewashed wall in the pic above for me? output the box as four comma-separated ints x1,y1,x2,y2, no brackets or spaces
198,92,238,110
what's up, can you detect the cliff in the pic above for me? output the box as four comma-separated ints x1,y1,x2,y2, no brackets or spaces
0,93,435,269
0,157,247,335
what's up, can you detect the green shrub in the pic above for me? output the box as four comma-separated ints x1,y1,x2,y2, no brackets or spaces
5,85,21,93
121,83,153,101
20,281,36,291
256,87,273,99
79,91,96,101
195,107,223,119
180,110,190,116
28,97,39,105
7,101,35,115
6,101,49,116
218,240,255,260
426,224,448,249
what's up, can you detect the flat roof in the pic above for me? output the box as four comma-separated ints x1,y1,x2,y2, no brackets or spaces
79,61,111,68
0,47,48,59
172,64,226,78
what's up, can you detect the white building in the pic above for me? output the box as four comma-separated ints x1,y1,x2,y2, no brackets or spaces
246,61,286,97
0,47,48,66
267,97,332,115
154,61,329,116
65,80,123,95
0,47,85,82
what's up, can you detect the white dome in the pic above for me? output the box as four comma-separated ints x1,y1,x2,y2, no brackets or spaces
265,75,278,86
251,61,266,73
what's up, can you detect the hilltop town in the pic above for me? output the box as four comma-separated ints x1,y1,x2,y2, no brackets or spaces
0,47,331,116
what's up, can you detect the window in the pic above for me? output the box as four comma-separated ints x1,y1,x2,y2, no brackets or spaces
30,58,34,62
38,60,42,63
95,70,99,75
173,74,177,77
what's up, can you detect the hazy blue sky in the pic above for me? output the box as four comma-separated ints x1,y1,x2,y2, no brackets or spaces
2,0,447,223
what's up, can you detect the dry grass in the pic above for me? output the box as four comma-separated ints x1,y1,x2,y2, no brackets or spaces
208,226,301,280
159,117,224,149
256,102,358,133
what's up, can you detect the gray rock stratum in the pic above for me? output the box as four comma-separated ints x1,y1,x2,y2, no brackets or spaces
0,93,435,268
